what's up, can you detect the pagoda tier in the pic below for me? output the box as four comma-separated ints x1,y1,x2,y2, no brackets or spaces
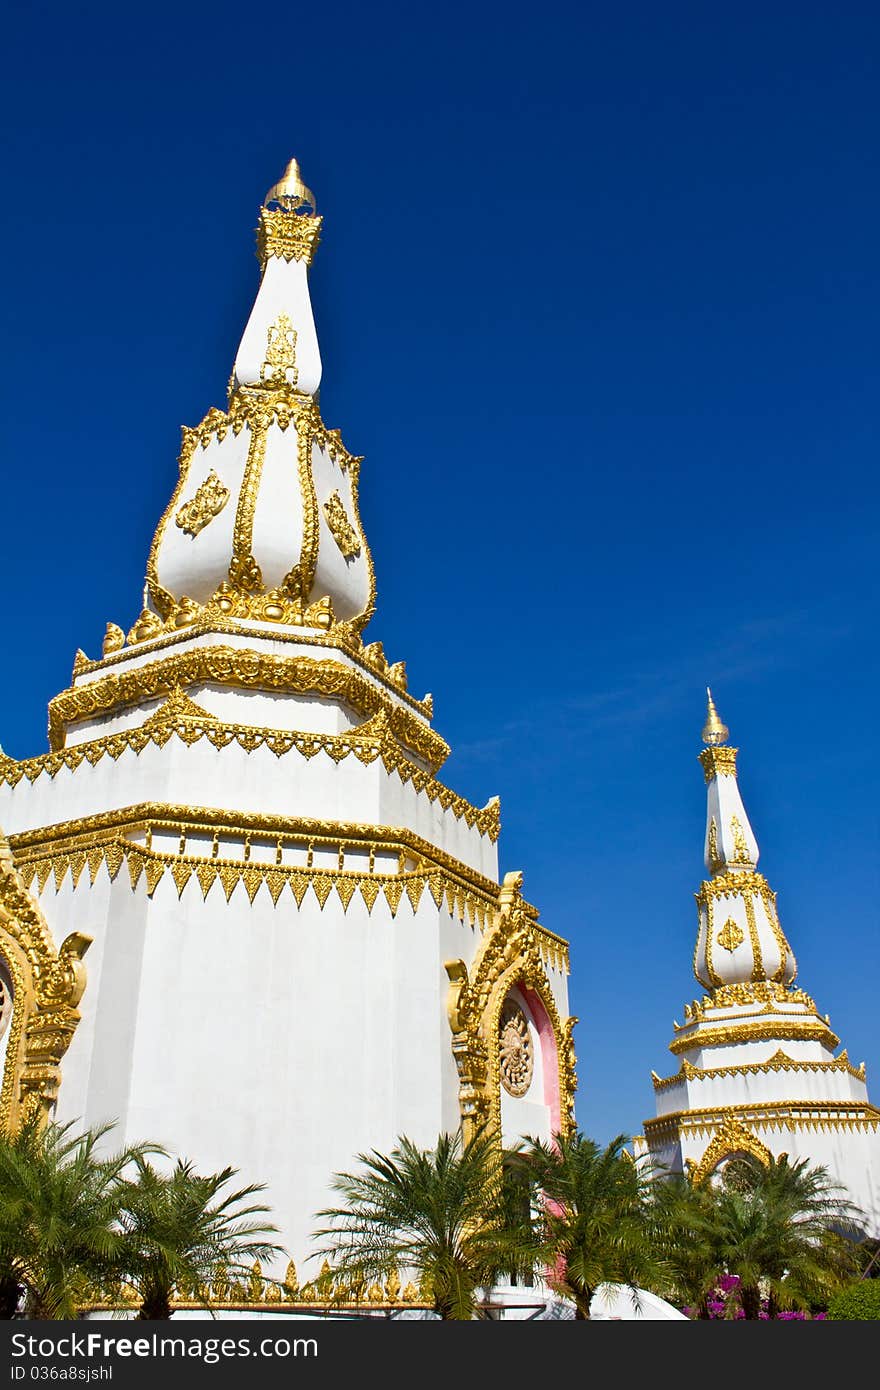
640,693,880,1233
0,162,577,1273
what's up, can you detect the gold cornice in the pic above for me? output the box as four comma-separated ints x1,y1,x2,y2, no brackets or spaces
699,745,738,783
645,1099,880,1140
3,709,497,841
48,646,448,771
683,981,817,1022
7,808,568,972
72,623,429,718
669,1017,840,1054
653,1048,867,1091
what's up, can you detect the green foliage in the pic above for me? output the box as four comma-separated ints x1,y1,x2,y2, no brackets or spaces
313,1129,540,1319
653,1153,862,1318
116,1157,284,1319
523,1131,668,1319
827,1279,880,1320
0,1117,158,1319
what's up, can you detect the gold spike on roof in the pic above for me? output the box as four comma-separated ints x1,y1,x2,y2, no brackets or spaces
264,158,316,214
701,687,729,746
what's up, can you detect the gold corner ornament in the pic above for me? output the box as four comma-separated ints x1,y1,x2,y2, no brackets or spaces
0,835,91,1132
444,871,576,1143
175,472,230,539
323,492,360,559
102,623,125,657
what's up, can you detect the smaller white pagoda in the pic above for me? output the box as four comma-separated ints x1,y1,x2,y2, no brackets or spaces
641,692,880,1233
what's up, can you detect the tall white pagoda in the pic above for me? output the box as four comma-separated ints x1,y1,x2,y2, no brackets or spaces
0,160,576,1272
641,692,880,1233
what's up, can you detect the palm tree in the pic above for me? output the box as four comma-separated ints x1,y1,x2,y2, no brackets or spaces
115,1157,284,1318
0,1116,155,1318
653,1154,862,1319
647,1174,720,1317
709,1155,862,1318
312,1130,540,1320
523,1131,668,1319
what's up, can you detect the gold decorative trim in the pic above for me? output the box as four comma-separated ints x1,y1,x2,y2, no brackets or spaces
75,622,427,714
8,806,568,972
0,839,90,1132
694,870,795,991
228,417,269,593
323,492,360,559
82,1257,428,1313
145,389,374,632
645,1099,880,1141
683,981,817,1021
175,472,230,538
444,872,576,1142
699,746,738,783
691,1114,773,1184
653,1047,867,1091
293,411,319,600
6,710,484,839
669,1018,841,1054
257,208,322,268
743,892,763,980
260,315,297,389
48,646,448,771
729,815,752,864
716,918,743,953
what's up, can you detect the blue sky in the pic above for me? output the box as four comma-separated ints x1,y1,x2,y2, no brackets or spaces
1,2,877,1145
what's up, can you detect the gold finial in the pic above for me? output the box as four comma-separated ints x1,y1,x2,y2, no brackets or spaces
702,687,729,746
264,158,316,215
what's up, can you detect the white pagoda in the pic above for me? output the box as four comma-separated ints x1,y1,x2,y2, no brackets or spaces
641,692,880,1233
0,160,576,1273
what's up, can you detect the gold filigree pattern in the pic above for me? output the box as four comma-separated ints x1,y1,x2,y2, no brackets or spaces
0,836,90,1131
498,999,533,1097
47,646,448,770
228,417,270,594
716,918,744,953
707,818,720,871
1,715,487,836
645,1099,880,1141
444,872,576,1141
323,492,360,559
730,815,751,863
260,315,297,389
8,809,567,971
652,1048,867,1091
175,472,230,538
257,208,322,269
690,1114,773,1184
699,746,738,783
669,1018,840,1054
145,388,374,632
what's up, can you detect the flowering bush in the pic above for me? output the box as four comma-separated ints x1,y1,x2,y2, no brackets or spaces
683,1274,826,1320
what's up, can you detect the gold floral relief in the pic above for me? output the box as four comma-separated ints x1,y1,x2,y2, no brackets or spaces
175,472,230,538
323,491,360,559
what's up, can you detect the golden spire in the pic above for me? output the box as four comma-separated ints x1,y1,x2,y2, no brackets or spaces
701,687,729,746
264,158,316,215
